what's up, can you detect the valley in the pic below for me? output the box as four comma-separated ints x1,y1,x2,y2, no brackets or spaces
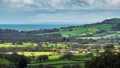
0,18,120,68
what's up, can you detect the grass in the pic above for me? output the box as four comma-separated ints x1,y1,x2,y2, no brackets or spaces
73,58,91,61
42,42,67,48
59,27,88,37
48,55,61,60
0,42,38,48
29,60,85,66
6,52,55,56
22,42,38,46
55,63,85,68
29,57,89,68
27,52,91,68
59,23,117,37
0,43,12,47
0,58,11,65
96,24,114,30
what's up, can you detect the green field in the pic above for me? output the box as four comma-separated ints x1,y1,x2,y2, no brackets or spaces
29,23,114,37
0,42,38,48
0,58,11,65
49,55,61,60
58,24,114,37
5,52,55,57
29,58,90,68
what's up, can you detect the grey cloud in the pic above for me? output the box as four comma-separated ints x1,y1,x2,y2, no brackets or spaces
0,0,120,11
71,0,92,6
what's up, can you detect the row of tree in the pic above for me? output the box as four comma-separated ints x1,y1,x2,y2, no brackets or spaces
85,49,120,68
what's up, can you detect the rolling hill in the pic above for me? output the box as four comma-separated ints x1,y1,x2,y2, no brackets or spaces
0,18,120,43
59,18,120,38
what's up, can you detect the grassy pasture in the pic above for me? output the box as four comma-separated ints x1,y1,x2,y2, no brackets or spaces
29,57,90,68
58,23,118,37
0,43,13,47
0,58,11,65
0,42,38,48
39,60,85,65
42,42,67,48
49,55,61,60
59,27,88,37
6,52,55,57
29,60,85,68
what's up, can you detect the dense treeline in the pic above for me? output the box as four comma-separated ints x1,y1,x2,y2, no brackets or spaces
0,28,62,43
85,50,120,68
0,52,30,63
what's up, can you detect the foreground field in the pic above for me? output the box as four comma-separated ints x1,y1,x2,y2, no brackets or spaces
0,58,10,65
29,57,91,68
0,51,91,68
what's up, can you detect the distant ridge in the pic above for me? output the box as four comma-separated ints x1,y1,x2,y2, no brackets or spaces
0,18,120,38
100,18,120,24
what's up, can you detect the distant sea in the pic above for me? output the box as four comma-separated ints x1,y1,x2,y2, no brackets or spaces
0,24,81,31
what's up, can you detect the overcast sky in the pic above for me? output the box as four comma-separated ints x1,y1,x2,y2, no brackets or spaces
0,0,120,24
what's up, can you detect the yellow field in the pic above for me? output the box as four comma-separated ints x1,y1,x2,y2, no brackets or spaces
0,42,38,48
49,55,61,60
6,52,55,56
0,43,12,47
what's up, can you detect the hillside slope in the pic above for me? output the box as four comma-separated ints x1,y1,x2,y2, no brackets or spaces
59,18,120,37
0,18,120,42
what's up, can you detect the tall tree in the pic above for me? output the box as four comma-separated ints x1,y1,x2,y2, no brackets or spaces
18,58,27,68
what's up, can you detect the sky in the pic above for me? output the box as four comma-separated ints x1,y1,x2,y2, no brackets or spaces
0,0,120,24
